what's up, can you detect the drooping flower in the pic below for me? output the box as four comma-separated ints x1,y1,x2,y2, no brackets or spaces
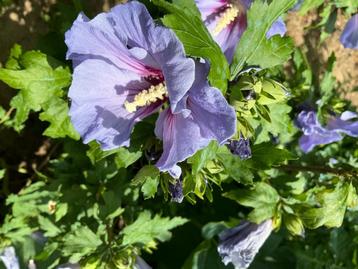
296,110,358,153
65,1,236,178
195,0,287,62
218,219,273,269
227,137,252,160
340,14,358,49
0,247,19,269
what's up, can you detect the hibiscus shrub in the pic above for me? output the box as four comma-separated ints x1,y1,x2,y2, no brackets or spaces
0,0,358,269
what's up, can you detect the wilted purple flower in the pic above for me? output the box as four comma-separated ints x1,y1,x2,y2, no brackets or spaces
0,247,19,269
195,0,287,62
297,110,358,153
340,14,358,49
169,178,184,203
227,137,252,160
65,1,236,177
218,219,273,269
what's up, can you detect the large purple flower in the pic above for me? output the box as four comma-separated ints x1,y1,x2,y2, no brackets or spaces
340,14,358,49
297,110,358,153
195,0,287,62
65,1,236,177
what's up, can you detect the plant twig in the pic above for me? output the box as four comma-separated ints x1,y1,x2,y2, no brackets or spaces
279,164,357,177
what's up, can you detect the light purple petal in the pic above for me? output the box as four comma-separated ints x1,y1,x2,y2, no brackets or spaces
0,247,19,269
340,14,358,49
155,108,210,178
69,59,159,150
65,12,151,76
155,63,236,177
218,220,273,269
341,110,358,121
327,117,358,137
266,17,287,39
108,1,195,114
187,63,236,144
299,132,342,153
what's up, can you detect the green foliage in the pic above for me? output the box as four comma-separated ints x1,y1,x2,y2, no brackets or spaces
230,0,296,79
1,1,358,269
121,211,187,247
224,182,280,223
298,182,358,229
152,0,229,92
0,45,79,139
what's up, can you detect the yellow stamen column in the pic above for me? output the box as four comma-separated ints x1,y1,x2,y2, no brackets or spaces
213,4,239,36
124,83,168,113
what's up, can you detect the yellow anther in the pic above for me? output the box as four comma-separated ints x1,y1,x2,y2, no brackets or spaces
213,4,239,36
124,83,168,113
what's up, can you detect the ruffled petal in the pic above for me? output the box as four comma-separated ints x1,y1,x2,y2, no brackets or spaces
69,59,159,150
65,13,150,76
108,1,195,113
187,63,236,143
155,108,210,178
340,14,358,49
155,63,236,177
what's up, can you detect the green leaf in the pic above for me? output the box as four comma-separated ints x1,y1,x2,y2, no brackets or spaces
230,0,295,78
247,36,294,69
248,102,297,144
141,177,160,200
38,216,62,237
0,45,78,139
251,143,296,169
114,148,142,169
152,0,229,92
39,97,79,139
62,226,103,261
299,183,357,229
201,222,229,240
86,141,141,165
216,146,254,185
182,240,228,269
188,141,219,175
132,165,160,186
121,211,187,246
224,182,280,223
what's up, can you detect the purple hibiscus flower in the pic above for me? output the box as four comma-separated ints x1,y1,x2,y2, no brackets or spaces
195,0,287,62
297,110,358,153
340,14,358,49
65,1,236,178
218,219,273,269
